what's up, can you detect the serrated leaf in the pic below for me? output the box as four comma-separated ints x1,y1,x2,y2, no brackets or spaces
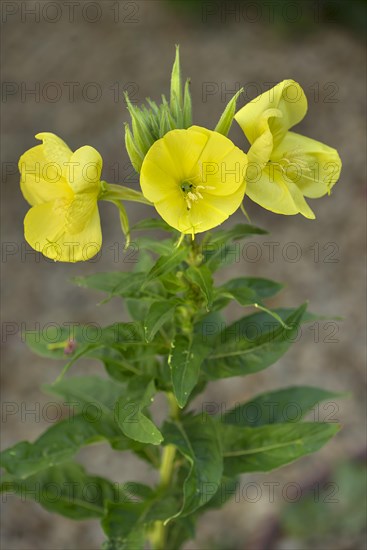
220,422,340,475
1,462,119,519
223,386,344,427
214,88,243,136
185,265,214,309
162,414,223,520
202,304,307,380
144,299,178,342
114,379,163,445
169,334,211,408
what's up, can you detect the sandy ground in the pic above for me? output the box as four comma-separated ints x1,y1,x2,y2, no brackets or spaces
1,1,366,548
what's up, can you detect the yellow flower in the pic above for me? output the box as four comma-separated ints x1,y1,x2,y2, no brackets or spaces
140,126,248,235
234,80,342,219
19,133,103,262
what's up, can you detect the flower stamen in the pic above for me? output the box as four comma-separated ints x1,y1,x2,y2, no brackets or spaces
180,180,216,210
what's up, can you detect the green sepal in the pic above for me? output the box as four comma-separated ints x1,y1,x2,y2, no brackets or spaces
170,45,183,123
214,88,243,136
125,93,155,154
183,78,192,127
124,123,144,173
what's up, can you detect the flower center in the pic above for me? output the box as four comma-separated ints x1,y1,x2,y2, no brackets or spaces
180,180,215,210
276,148,311,175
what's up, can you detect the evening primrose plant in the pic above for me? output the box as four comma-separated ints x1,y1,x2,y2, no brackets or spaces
2,47,342,549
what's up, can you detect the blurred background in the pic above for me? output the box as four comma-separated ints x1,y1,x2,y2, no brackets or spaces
1,0,366,548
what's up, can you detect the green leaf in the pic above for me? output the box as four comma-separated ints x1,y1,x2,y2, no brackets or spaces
144,299,178,342
207,223,268,245
162,414,223,519
102,501,146,542
125,297,156,322
214,276,283,308
24,323,144,381
72,272,146,299
146,247,188,283
223,386,344,427
185,265,214,309
214,88,243,136
169,334,211,408
44,375,124,413
203,224,268,272
102,488,180,543
166,515,196,550
0,413,133,479
102,184,150,205
103,527,145,550
137,236,176,256
131,218,174,233
114,379,163,445
220,422,340,475
202,304,307,380
1,462,119,519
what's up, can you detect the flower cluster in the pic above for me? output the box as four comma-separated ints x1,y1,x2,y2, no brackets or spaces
19,48,341,261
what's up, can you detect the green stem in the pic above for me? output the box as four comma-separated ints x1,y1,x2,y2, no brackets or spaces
100,182,152,205
151,393,179,550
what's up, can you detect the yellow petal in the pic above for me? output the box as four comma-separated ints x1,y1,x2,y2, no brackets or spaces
246,165,315,219
140,126,248,234
272,132,342,198
35,132,73,165
191,126,248,196
66,145,102,195
24,201,101,262
155,183,246,234
19,133,72,206
235,80,307,150
62,206,102,262
245,108,282,169
65,193,99,234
